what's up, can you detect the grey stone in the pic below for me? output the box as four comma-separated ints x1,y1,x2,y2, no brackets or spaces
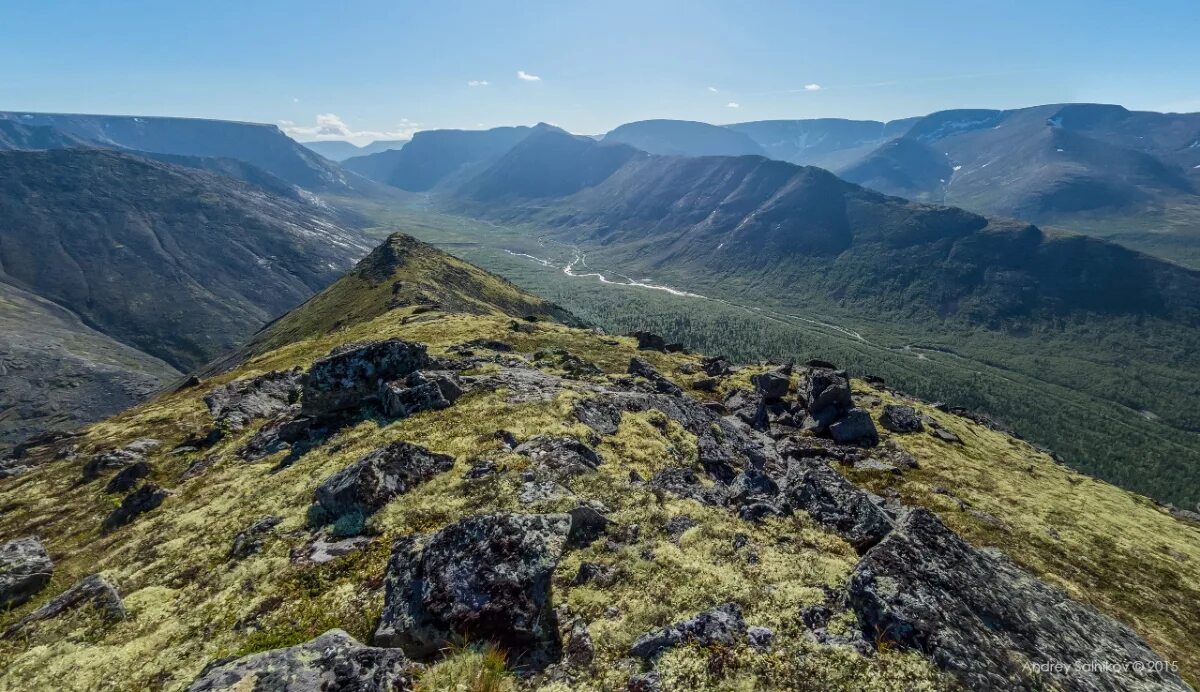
628,357,683,397
849,507,1189,691
629,602,747,659
374,513,571,663
829,408,880,447
104,460,151,494
314,441,454,519
103,483,171,531
879,404,924,434
378,371,462,419
0,537,52,609
3,574,124,639
204,369,301,429
782,459,893,553
301,339,429,415
188,629,418,691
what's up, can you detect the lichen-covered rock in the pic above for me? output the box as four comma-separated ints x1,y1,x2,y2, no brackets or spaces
0,537,52,609
80,439,158,482
649,467,729,506
374,513,571,663
188,629,418,691
229,515,283,559
878,404,924,434
203,368,302,430
782,459,892,553
378,370,462,419
849,507,1189,691
314,441,454,519
800,368,852,433
629,602,747,659
828,408,879,447
627,357,683,397
751,365,791,401
3,573,124,639
515,436,603,480
301,339,430,415
103,483,171,531
104,460,151,494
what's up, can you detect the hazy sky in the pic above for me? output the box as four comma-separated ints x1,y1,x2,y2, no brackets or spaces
4,0,1198,143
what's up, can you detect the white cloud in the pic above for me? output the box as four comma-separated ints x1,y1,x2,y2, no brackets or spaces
726,102,740,109
707,86,719,93
467,80,489,87
517,70,542,82
804,83,822,91
292,97,301,103
280,113,421,144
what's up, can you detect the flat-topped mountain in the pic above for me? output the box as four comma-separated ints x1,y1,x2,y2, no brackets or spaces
603,119,767,158
342,125,537,191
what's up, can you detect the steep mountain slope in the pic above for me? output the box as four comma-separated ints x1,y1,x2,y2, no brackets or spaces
0,111,364,192
727,117,919,169
0,120,91,151
438,128,1200,506
836,104,1200,265
0,282,178,452
603,119,767,157
342,126,534,191
356,139,409,157
0,233,1196,691
0,149,374,449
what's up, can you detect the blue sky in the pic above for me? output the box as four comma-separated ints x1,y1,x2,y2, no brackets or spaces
3,0,1198,143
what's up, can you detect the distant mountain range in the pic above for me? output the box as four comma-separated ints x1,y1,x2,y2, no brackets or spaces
341,125,536,191
581,105,1200,267
0,111,372,193
0,148,372,450
302,138,408,162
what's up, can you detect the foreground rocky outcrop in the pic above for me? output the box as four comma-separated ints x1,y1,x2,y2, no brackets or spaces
189,629,419,691
374,513,571,664
314,441,454,520
849,507,1189,691
3,574,124,639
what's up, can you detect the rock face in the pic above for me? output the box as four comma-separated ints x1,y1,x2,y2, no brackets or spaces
301,340,430,415
103,483,171,531
627,357,683,396
3,573,124,639
879,404,924,433
378,370,462,419
204,368,301,430
314,441,454,519
374,513,571,664
801,368,853,433
629,602,747,659
188,629,418,692
849,507,1190,692
515,436,604,480
782,460,892,553
751,365,791,401
828,408,879,447
0,537,52,609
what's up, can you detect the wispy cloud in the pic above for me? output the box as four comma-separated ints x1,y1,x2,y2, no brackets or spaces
517,70,542,82
280,113,420,143
467,80,489,87
726,102,740,109
804,83,822,91
707,86,719,93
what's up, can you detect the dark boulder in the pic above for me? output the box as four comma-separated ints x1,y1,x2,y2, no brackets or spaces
515,436,603,480
751,365,792,401
3,574,125,639
301,339,430,415
828,408,880,447
629,602,747,659
229,515,284,559
628,331,668,352
727,468,780,506
378,371,462,419
374,513,571,664
314,441,454,520
700,356,734,377
80,438,158,482
573,562,618,587
879,405,924,434
628,671,663,692
574,398,624,435
849,507,1190,691
563,618,595,667
649,467,728,507
800,369,852,429
628,357,683,397
782,460,892,553
104,461,151,494
103,483,171,531
188,629,418,691
567,506,610,548
0,537,52,609
204,368,301,430
748,625,774,652
665,515,699,541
